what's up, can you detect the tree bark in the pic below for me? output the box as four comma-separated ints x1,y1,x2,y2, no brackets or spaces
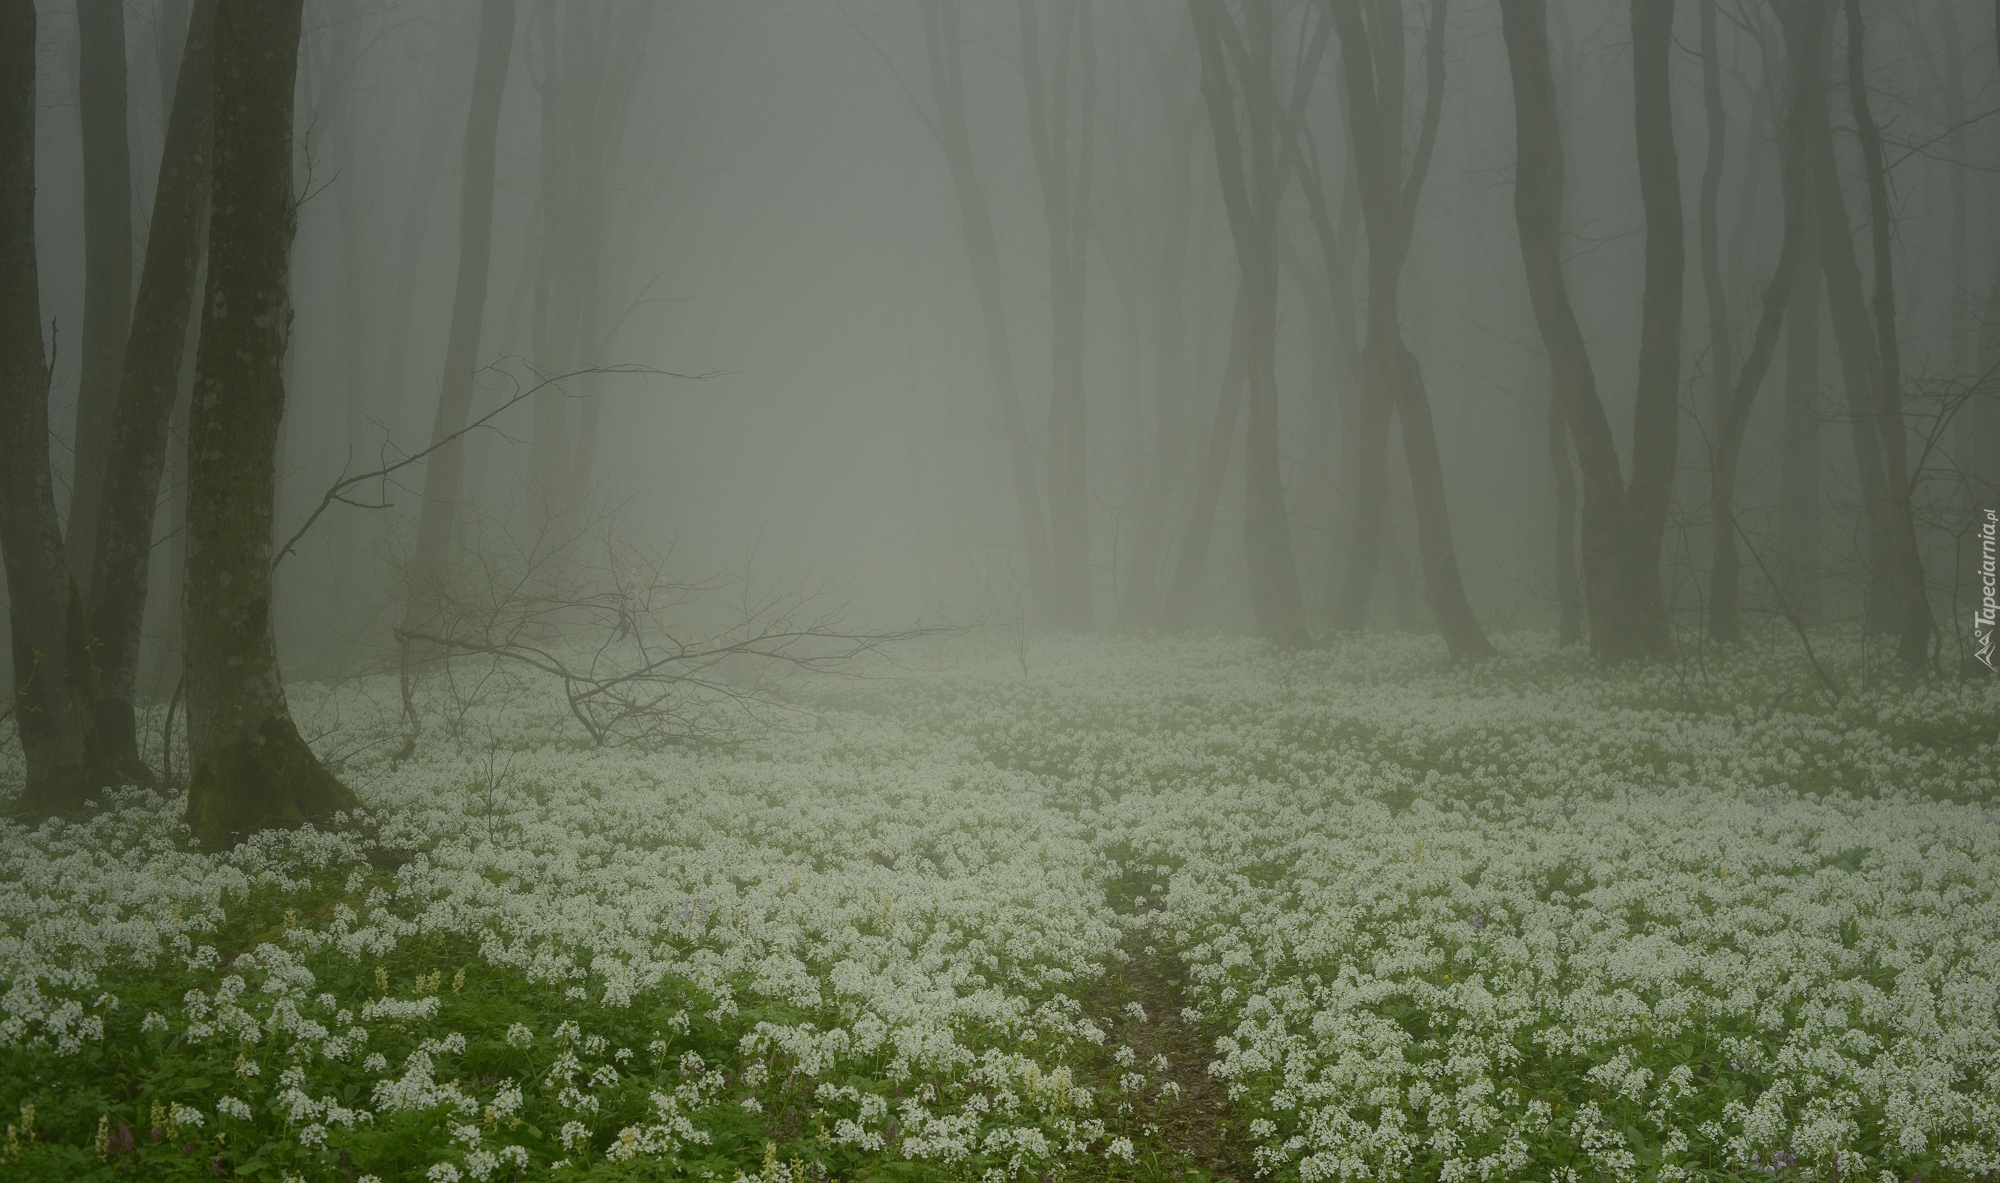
405,0,517,621
0,2,114,817
85,0,216,779
1326,0,1492,661
1190,0,1316,646
182,0,357,851
66,0,136,594
1500,0,1680,663
915,0,1053,620
1618,0,1685,663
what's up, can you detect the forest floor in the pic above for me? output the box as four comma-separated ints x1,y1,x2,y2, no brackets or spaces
2,630,1998,1182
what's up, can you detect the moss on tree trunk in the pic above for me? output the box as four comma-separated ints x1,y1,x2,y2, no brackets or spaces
185,716,358,852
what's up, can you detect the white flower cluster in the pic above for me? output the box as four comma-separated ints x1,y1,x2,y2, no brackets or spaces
2,629,1994,1181
867,632,1999,1182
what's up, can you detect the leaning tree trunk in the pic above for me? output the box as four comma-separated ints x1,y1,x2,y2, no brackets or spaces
1706,64,1809,644
0,3,113,818
182,0,357,851
65,0,136,593
1500,0,1660,663
85,0,214,781
405,0,518,625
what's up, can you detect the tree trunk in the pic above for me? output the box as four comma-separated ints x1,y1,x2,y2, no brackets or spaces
182,0,357,852
0,3,113,817
1191,0,1314,646
1778,184,1823,618
1122,25,1197,630
1843,0,1930,666
916,0,1053,621
66,0,135,594
1159,287,1248,632
405,0,517,621
1019,0,1097,631
1500,0,1676,663
1549,394,1583,643
84,0,215,779
1706,58,1809,644
1327,0,1492,660
1616,0,1685,664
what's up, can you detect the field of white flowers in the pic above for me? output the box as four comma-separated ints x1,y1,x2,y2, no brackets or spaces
3,632,1997,1183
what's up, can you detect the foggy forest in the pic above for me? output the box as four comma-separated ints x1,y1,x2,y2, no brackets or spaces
3,0,2000,1179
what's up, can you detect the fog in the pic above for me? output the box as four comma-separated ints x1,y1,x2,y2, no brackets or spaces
5,3,2000,1176
8,0,1996,679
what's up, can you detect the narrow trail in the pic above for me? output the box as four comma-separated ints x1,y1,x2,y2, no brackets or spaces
1079,866,1258,1183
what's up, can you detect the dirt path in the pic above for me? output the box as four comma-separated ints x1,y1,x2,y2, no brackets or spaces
1081,929,1259,1183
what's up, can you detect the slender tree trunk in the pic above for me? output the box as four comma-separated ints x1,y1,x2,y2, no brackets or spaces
916,0,1053,619
377,63,461,449
1159,287,1249,631
1123,32,1197,629
85,0,215,778
1779,184,1823,617
1549,393,1583,643
1191,0,1313,646
66,0,135,593
405,0,517,621
182,0,357,851
1327,0,1491,660
1707,63,1809,643
1787,0,1893,638
1843,0,1930,665
1616,0,1685,663
1019,0,1097,630
1696,0,1736,401
1500,0,1674,663
0,2,113,817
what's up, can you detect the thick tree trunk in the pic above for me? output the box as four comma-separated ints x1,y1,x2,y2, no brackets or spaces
405,0,517,619
85,0,215,779
1843,0,1930,666
0,3,113,817
66,0,135,594
182,0,357,851
916,0,1053,618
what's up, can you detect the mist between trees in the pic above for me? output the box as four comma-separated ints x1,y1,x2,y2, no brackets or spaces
2,0,1999,843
